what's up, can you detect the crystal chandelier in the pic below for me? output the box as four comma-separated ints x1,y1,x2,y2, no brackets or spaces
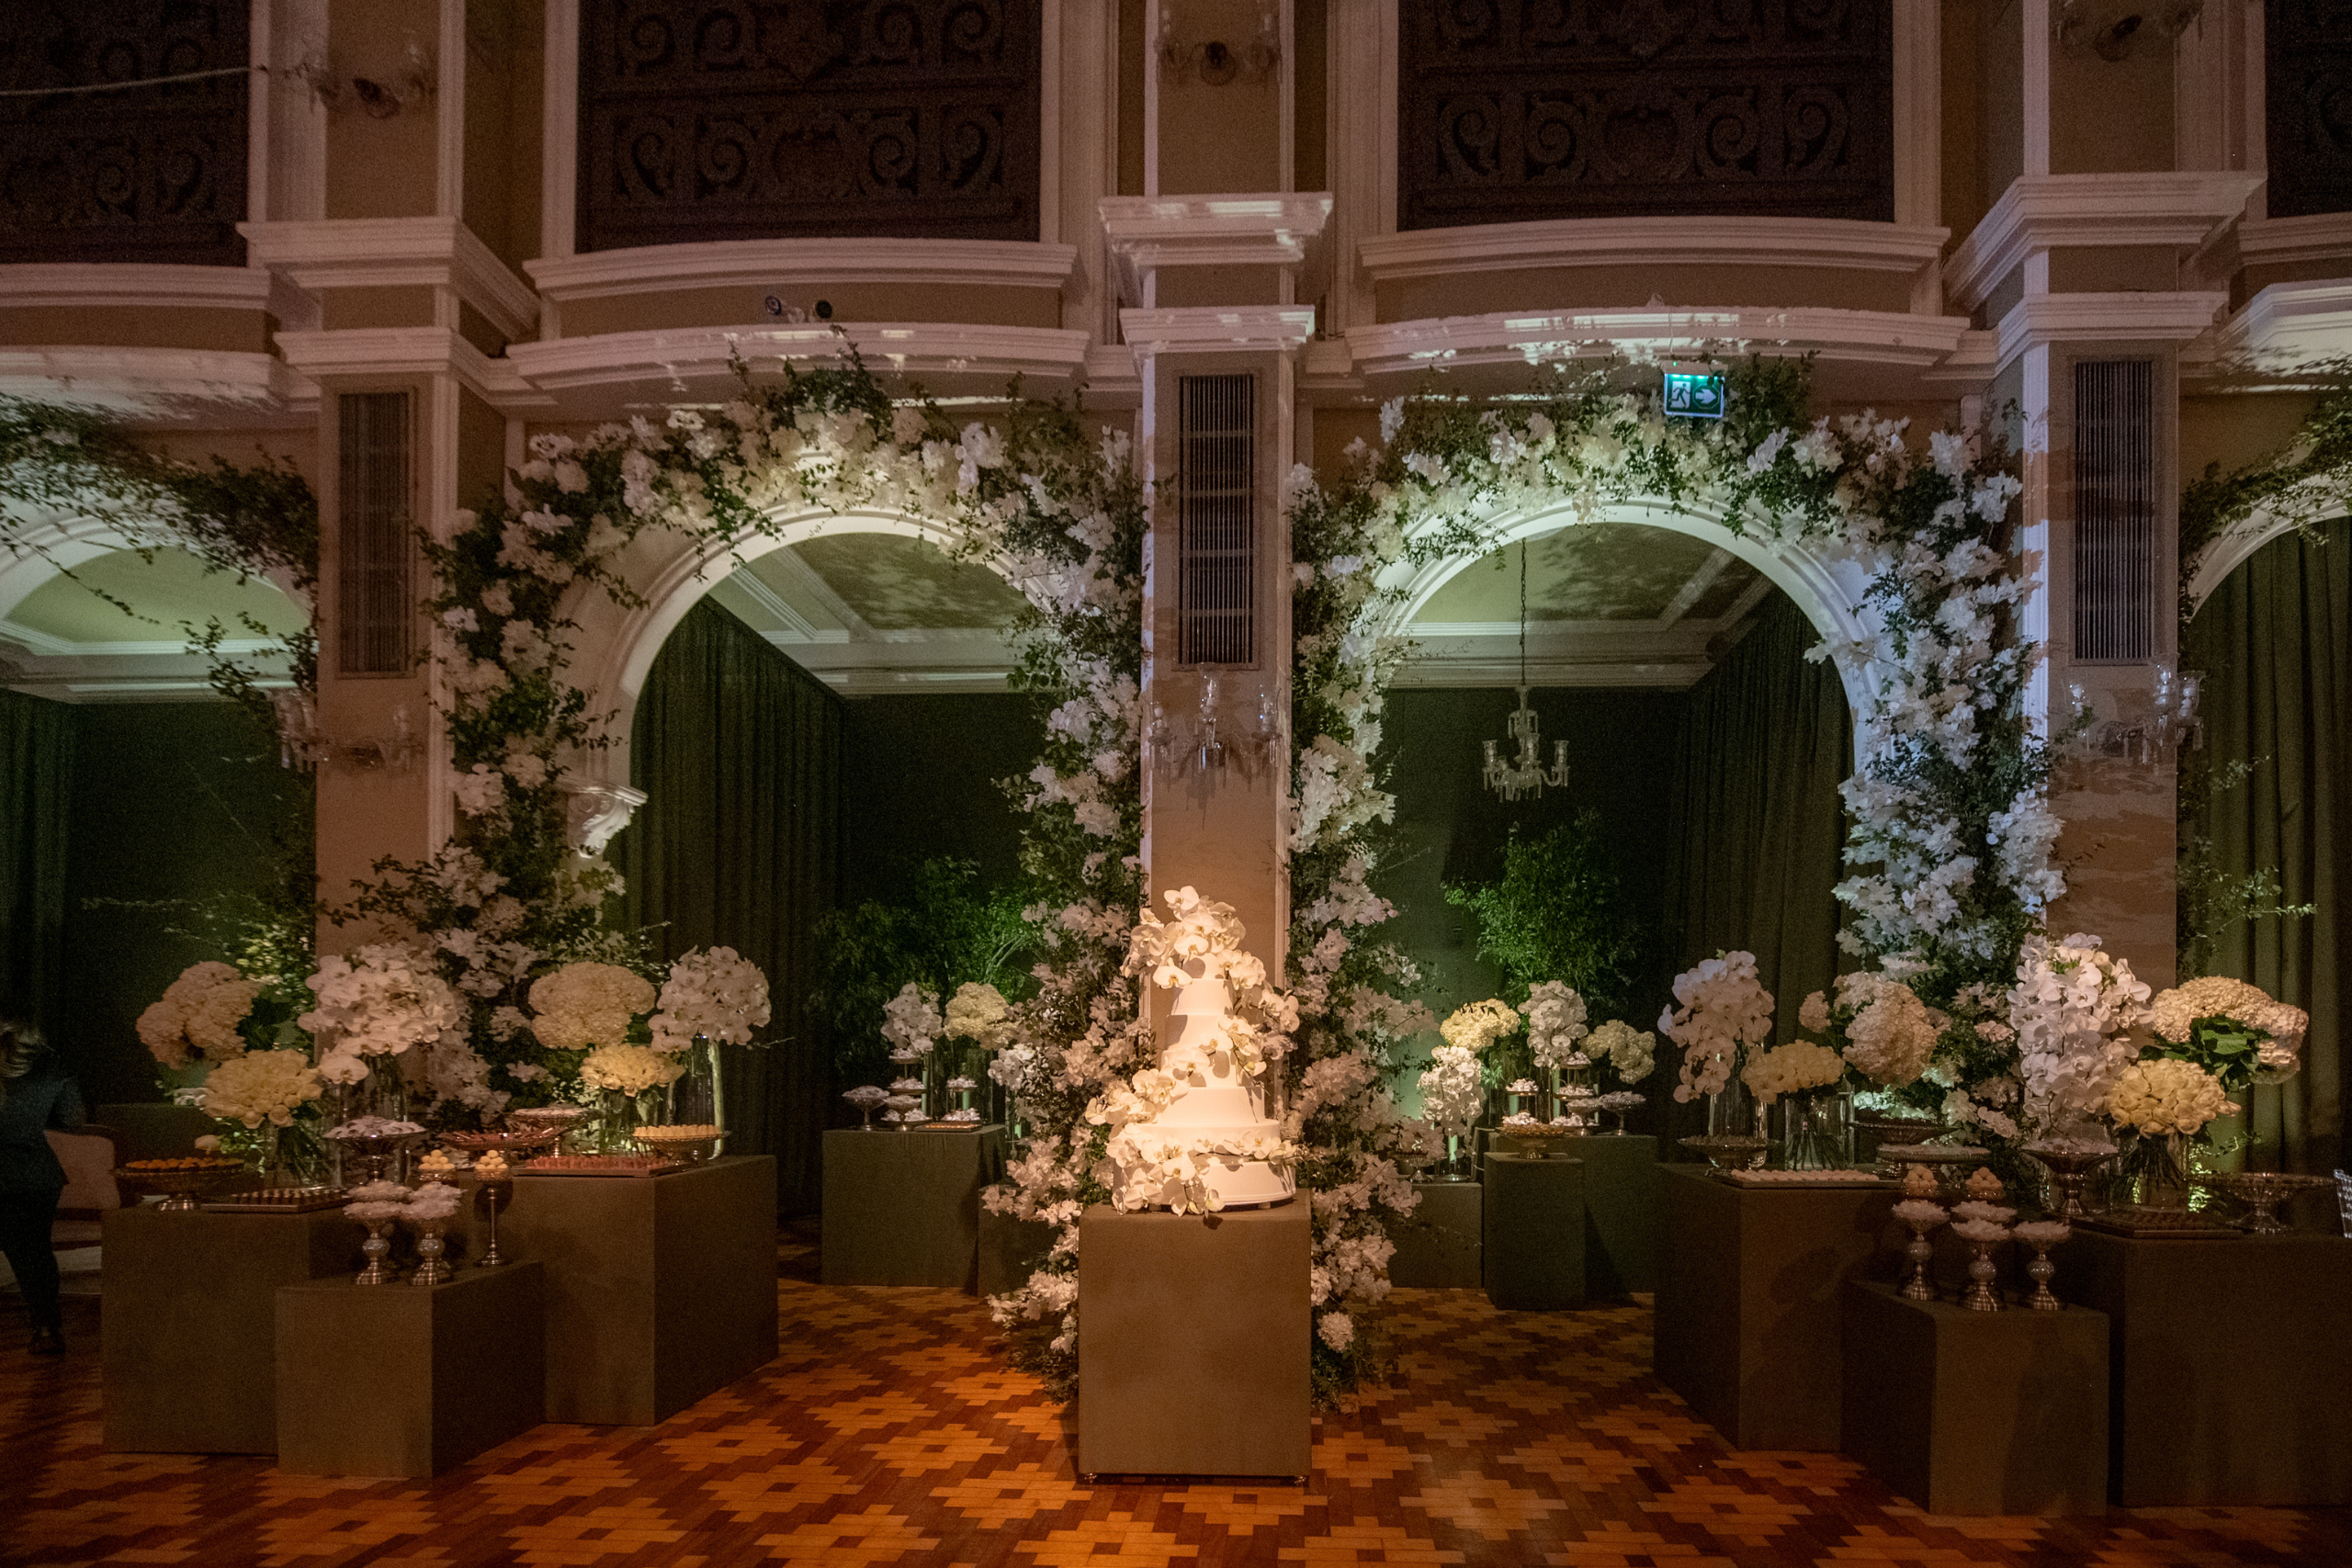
1481,540,1567,802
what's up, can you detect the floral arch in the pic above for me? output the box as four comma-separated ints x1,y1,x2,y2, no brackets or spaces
564,504,1024,791
1374,495,1880,725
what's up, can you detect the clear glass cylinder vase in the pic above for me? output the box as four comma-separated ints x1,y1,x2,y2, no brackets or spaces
1706,1073,1756,1138
1778,1092,1847,1170
2116,1129,2192,1210
594,1089,644,1153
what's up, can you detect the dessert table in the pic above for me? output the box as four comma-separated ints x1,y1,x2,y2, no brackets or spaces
276,1263,546,1478
102,1203,361,1453
1653,1163,1898,1450
822,1124,1006,1290
496,1154,778,1425
2059,1227,2352,1505
1840,1280,2109,1515
1483,1154,1585,1310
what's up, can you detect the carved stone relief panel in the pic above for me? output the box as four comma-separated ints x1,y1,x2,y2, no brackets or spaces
578,0,1041,251
0,2,250,266
1396,0,1894,231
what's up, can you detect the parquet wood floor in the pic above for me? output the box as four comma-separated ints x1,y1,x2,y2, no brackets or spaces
5,1228,2346,1567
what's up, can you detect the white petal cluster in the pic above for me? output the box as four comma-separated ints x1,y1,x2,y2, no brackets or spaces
1417,1043,1485,1137
1660,952,1775,1102
579,1042,686,1096
1834,971,1942,1087
527,961,656,1053
1524,981,1589,1069
136,961,262,1068
1740,1041,1846,1106
199,1048,323,1129
880,981,943,1055
650,946,771,1050
2105,1057,2238,1137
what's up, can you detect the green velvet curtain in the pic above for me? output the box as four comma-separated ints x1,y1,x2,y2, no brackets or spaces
0,689,74,1034
2180,518,2352,1173
1662,592,1851,1100
618,599,843,1214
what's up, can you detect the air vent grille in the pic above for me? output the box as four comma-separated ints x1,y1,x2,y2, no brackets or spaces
337,391,414,677
2072,359,2156,663
1178,374,1256,667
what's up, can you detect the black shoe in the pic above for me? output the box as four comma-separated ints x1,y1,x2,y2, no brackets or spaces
28,1328,63,1356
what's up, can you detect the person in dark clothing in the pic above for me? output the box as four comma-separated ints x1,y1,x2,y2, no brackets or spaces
0,1020,85,1355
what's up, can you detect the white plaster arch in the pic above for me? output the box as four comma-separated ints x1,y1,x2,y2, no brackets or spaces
0,509,314,622
1376,494,1879,726
2184,476,2352,615
564,503,1022,789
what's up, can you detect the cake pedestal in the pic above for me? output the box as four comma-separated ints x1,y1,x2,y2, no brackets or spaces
1077,1201,1311,1477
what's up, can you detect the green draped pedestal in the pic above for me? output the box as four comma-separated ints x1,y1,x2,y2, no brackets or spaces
1483,1154,1586,1311
822,1126,1005,1291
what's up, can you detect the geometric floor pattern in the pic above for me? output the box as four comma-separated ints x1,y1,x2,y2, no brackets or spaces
6,1227,2348,1567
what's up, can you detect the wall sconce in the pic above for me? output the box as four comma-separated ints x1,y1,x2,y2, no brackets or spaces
270,692,424,774
311,38,437,117
1158,2,1280,85
2053,0,2203,62
2066,662,2203,766
1149,677,1283,778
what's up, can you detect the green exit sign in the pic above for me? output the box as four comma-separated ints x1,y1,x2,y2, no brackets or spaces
1663,370,1727,419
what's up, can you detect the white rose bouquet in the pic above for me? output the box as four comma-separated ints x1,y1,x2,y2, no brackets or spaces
2144,975,2307,1095
2105,1057,2238,1137
1740,1041,1845,1107
137,961,266,1068
528,961,657,1053
199,1048,325,1128
1661,952,1775,1103
650,946,771,1051
1524,981,1589,1069
1587,1019,1656,1086
1440,998,1521,1055
579,1042,686,1097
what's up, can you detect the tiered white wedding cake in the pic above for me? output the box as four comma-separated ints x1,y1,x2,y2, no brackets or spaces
1145,964,1295,1209
1093,886,1300,1215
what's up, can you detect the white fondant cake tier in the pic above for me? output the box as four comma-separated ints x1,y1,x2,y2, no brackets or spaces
1153,1083,1264,1126
1170,977,1232,1017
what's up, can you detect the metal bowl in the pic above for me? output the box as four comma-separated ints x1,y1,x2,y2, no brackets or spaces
634,1126,728,1164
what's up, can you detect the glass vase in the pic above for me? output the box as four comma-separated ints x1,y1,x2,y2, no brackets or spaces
594,1089,643,1154
1778,1092,1847,1171
1707,1074,1756,1138
1442,1132,1469,1182
2115,1129,2192,1210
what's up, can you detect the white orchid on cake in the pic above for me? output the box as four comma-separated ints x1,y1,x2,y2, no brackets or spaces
1661,952,1775,1102
1085,887,1301,1215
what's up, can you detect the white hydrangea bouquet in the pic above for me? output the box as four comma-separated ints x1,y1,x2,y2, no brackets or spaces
1660,952,1775,1107
1796,970,1946,1090
138,962,266,1070
2143,974,2307,1097
521,946,772,1148
1585,1019,1657,1088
